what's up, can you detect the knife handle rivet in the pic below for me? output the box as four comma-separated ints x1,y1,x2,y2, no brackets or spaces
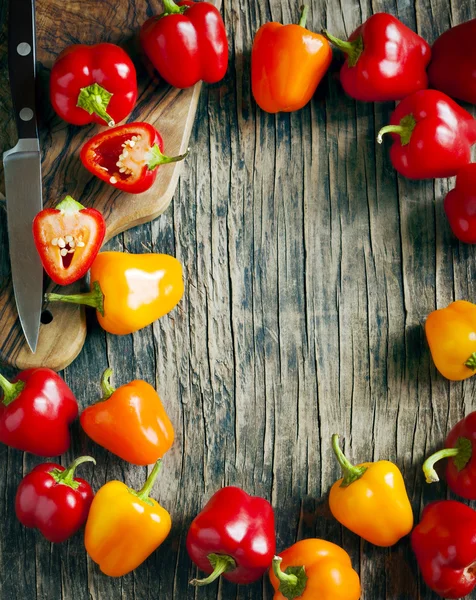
17,42,32,56
19,108,34,122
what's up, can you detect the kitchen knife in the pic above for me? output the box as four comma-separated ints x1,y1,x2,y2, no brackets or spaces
3,0,43,353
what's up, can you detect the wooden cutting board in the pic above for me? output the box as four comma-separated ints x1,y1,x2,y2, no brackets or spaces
0,0,217,371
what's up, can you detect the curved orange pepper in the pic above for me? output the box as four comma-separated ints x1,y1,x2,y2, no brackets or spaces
329,435,413,547
80,368,174,465
251,5,332,113
425,300,476,381
46,251,184,334
269,539,361,600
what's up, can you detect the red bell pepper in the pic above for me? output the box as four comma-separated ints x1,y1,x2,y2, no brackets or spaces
50,43,137,127
428,19,476,105
0,368,78,456
411,500,476,599
444,165,476,244
80,122,188,194
423,411,476,500
15,456,95,543
323,13,430,102
140,0,228,89
377,90,476,179
186,486,276,586
33,195,106,285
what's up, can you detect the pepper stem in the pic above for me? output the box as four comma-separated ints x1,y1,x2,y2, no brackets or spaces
162,0,188,15
0,374,25,407
298,5,309,28
465,352,476,370
332,434,368,487
147,145,189,171
377,114,416,146
423,437,472,483
101,368,116,399
321,29,363,67
49,456,96,490
272,556,308,600
135,460,163,503
190,554,237,587
55,195,85,213
77,83,115,127
45,281,105,317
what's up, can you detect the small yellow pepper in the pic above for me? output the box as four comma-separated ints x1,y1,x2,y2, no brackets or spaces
329,435,413,547
84,460,171,577
425,300,476,381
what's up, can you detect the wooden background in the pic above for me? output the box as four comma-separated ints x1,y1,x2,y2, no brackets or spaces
1,0,476,599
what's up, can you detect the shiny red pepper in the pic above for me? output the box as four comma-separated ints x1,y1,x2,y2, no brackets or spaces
377,90,476,179
80,122,188,194
15,456,95,543
412,500,476,599
0,368,78,456
140,0,228,89
50,43,137,127
323,13,430,102
444,164,476,244
428,19,476,105
186,486,276,586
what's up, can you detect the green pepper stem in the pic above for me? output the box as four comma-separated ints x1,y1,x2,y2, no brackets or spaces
147,144,189,171
55,195,85,213
162,0,188,15
136,460,163,502
0,374,25,407
423,437,472,483
45,281,105,317
77,83,115,127
101,368,115,399
465,352,476,370
272,556,308,600
332,434,368,487
321,29,363,67
377,114,416,146
273,556,298,586
190,554,237,587
298,5,309,28
49,456,96,490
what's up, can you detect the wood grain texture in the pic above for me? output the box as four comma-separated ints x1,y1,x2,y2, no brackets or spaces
1,0,476,599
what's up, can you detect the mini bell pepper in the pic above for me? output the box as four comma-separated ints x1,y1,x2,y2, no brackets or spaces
15,456,95,543
50,43,137,127
323,13,430,102
186,486,276,586
80,122,188,194
428,19,476,105
377,89,476,179
80,368,174,465
269,539,361,600
425,300,476,381
85,459,171,577
33,195,106,285
329,434,413,547
412,500,476,599
444,164,476,244
140,0,228,89
251,5,332,113
44,251,184,335
423,412,476,500
0,368,78,456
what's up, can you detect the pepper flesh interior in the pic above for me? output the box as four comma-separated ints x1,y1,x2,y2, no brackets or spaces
93,133,146,182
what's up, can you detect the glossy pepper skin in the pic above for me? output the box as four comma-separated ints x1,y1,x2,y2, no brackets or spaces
444,165,476,244
15,456,96,543
428,19,476,105
80,122,188,194
140,0,228,89
412,500,476,599
377,90,476,180
329,434,413,547
423,412,476,500
0,368,78,456
186,486,276,586
269,539,361,600
323,13,430,102
80,368,174,465
251,6,332,113
50,43,137,127
425,300,476,381
85,459,171,577
45,252,184,335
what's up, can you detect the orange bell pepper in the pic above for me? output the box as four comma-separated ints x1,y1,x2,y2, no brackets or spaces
85,459,171,577
269,539,361,600
45,251,184,335
425,300,476,381
329,435,413,547
80,368,174,465
251,5,332,113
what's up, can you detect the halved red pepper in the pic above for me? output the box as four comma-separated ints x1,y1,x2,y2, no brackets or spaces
33,196,106,286
80,123,188,194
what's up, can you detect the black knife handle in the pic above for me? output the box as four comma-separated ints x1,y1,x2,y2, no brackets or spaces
8,0,38,140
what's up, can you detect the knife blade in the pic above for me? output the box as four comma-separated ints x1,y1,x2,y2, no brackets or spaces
3,0,43,353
